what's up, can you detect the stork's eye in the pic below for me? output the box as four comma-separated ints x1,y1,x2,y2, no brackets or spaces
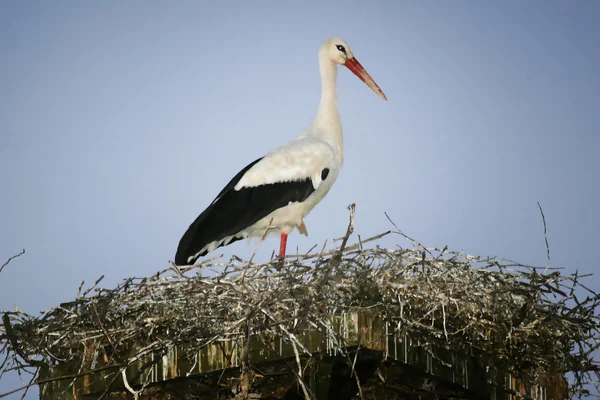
336,45,346,54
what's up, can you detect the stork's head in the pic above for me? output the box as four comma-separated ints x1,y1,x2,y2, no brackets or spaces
322,38,355,64
321,37,387,101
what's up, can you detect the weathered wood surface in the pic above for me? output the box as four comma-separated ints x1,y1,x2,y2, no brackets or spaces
38,311,558,399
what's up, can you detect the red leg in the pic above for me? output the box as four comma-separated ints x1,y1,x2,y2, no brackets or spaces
279,232,288,260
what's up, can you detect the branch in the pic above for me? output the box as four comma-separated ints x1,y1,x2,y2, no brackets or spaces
2,313,44,368
337,203,356,253
537,201,551,269
0,249,25,274
0,362,125,399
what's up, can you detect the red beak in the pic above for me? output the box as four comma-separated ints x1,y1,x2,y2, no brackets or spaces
344,57,387,101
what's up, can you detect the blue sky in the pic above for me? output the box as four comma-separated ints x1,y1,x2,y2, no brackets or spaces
1,1,599,397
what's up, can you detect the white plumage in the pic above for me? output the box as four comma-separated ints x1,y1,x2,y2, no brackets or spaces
235,138,340,230
235,138,337,190
175,37,386,266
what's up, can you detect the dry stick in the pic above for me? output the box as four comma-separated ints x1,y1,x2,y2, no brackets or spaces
96,370,122,400
217,341,239,385
336,203,356,252
0,249,25,275
254,335,314,396
241,218,273,284
290,340,313,400
122,368,139,399
285,202,355,262
312,205,357,297
177,253,224,275
2,337,168,398
584,340,600,359
117,353,159,395
82,275,106,299
344,316,393,400
19,367,38,400
537,202,551,273
0,363,126,399
58,343,89,397
316,239,328,263
261,311,310,355
0,342,10,376
90,298,121,361
347,322,370,400
168,261,188,279
1,313,45,368
303,244,318,257
298,231,390,260
384,212,417,243
384,211,434,257
143,251,221,284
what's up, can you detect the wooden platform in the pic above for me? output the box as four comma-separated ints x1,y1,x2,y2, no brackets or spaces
38,311,560,399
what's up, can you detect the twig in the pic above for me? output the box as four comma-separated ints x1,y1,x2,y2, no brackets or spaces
242,218,273,284
122,368,139,399
317,239,327,261
90,298,120,361
0,249,25,274
96,369,121,400
217,341,239,385
180,253,224,276
348,322,370,400
299,231,390,260
290,340,313,400
537,202,551,271
0,362,125,398
384,212,417,245
19,366,38,400
2,313,45,368
82,275,105,297
336,203,356,252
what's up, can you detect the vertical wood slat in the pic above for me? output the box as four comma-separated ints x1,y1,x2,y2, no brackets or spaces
39,311,556,399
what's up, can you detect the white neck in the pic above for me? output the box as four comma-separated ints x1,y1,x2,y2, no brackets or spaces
309,51,343,160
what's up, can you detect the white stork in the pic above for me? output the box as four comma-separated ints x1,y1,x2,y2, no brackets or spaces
175,37,387,266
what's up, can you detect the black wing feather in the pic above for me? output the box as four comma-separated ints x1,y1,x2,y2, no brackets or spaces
175,157,316,265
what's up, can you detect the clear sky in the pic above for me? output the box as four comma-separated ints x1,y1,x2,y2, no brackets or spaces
1,1,599,398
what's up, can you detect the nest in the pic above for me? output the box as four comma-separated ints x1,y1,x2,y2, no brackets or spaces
1,207,599,399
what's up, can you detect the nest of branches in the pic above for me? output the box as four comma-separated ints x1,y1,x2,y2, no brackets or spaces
1,207,599,398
